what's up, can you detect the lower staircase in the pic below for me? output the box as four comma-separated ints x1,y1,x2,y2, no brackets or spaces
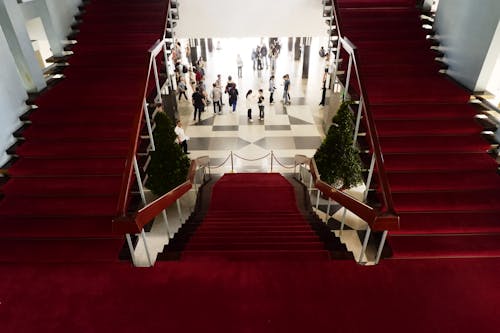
159,173,350,261
336,0,500,258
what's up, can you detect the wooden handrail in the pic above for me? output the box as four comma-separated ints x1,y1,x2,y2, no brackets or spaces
308,158,399,231
113,159,198,234
115,1,172,217
348,40,397,216
330,0,397,217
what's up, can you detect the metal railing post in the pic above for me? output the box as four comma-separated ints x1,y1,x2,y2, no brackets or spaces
151,55,162,103
126,234,138,266
375,230,388,264
363,155,376,202
143,99,156,151
358,226,371,264
270,151,274,172
326,198,331,219
230,151,234,172
161,210,171,239
140,229,153,266
133,157,147,205
339,207,347,236
176,199,183,224
353,96,363,145
344,56,353,102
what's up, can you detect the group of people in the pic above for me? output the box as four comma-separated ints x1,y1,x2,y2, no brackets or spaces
250,40,281,74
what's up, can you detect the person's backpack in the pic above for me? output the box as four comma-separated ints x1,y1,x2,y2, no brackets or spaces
182,65,188,73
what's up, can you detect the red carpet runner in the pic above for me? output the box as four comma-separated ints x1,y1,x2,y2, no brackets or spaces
0,0,168,262
337,0,500,258
181,173,331,260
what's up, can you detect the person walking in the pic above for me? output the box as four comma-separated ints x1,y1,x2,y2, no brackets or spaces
260,43,268,69
282,74,291,105
177,77,188,101
227,82,239,112
257,89,265,120
268,75,276,104
236,54,243,78
246,89,254,122
192,87,205,123
211,83,222,114
174,120,189,154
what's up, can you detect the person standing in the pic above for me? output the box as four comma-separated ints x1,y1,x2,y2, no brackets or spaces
236,54,243,78
257,89,265,120
192,87,205,123
174,120,189,154
282,74,291,105
211,83,222,114
227,82,239,112
246,89,254,122
260,43,268,69
268,75,276,104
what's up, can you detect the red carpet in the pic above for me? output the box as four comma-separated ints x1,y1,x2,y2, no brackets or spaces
181,173,331,260
0,0,169,261
336,0,500,257
1,259,500,332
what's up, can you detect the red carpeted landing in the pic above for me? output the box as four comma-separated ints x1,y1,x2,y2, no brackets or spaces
337,0,500,258
181,173,330,261
1,259,500,332
0,0,169,262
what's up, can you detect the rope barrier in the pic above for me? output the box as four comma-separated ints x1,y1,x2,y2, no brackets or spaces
207,153,232,169
232,152,271,162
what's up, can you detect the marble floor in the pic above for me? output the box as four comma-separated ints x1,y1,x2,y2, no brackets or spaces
177,37,329,174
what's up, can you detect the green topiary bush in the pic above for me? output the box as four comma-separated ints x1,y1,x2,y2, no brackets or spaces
314,101,363,189
146,112,190,196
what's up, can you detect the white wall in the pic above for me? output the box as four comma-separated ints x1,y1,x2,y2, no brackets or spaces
434,0,500,91
175,0,325,38
0,25,28,166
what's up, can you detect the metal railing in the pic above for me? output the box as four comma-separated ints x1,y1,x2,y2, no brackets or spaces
295,155,397,264
113,157,210,267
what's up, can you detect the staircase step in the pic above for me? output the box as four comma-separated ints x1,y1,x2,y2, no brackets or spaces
388,234,500,259
0,216,113,237
382,152,497,172
185,242,325,251
7,157,127,176
0,196,118,217
375,119,482,136
391,189,500,212
1,176,123,196
21,123,133,141
378,134,491,153
189,235,321,243
387,171,500,192
14,140,130,158
0,237,123,263
181,249,331,261
370,104,478,120
392,211,500,234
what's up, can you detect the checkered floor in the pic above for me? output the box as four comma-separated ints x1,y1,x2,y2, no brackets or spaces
176,37,330,173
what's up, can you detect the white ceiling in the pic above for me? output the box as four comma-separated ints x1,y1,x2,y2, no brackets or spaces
174,0,326,38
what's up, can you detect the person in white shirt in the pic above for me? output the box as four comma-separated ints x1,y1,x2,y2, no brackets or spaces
174,120,189,154
245,89,255,122
211,83,222,114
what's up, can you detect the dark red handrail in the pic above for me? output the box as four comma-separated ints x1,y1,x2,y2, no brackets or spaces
113,160,197,234
115,1,171,217
331,0,398,218
308,158,399,231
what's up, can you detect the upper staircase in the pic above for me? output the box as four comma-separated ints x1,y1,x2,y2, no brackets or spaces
0,0,169,262
334,0,500,258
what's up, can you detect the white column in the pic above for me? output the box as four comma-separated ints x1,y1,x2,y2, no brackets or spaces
0,0,46,92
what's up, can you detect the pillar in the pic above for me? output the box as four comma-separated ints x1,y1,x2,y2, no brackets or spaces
200,38,207,61
207,38,213,52
0,0,46,92
288,37,293,52
294,37,301,61
302,37,311,79
189,38,198,65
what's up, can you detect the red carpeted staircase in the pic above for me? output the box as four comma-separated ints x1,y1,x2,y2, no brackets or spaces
336,0,500,258
172,173,335,261
0,0,169,262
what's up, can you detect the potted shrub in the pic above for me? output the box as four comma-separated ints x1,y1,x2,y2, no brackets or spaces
314,101,363,189
146,111,190,196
